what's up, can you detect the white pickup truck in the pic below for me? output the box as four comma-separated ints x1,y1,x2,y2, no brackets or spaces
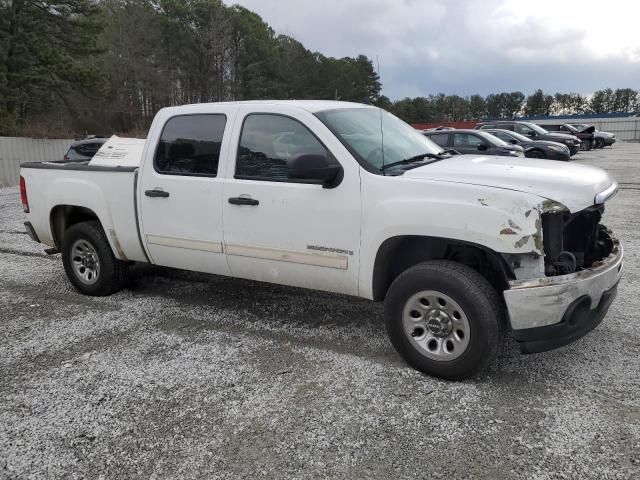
20,100,623,379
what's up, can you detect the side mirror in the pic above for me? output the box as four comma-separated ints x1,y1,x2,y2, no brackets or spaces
288,153,342,188
477,144,489,151
526,131,536,137
509,139,518,145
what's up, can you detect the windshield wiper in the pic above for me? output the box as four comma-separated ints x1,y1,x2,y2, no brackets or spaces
380,152,447,172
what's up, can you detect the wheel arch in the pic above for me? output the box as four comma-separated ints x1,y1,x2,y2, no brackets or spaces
371,235,514,301
50,205,103,250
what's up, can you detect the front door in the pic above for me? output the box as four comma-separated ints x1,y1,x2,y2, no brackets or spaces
139,112,232,275
222,107,361,296
452,132,488,155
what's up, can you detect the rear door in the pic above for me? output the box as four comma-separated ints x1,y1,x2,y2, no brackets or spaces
452,132,488,155
426,132,451,149
138,110,234,275
222,106,361,296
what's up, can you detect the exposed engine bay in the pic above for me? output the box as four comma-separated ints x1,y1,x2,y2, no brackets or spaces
541,205,615,276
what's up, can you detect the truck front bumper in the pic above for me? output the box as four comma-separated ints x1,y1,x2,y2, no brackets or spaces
503,243,623,353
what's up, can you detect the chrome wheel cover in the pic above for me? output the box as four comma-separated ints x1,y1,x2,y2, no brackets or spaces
402,290,471,361
71,239,101,285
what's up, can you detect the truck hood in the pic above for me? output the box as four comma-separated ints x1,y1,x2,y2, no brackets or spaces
402,155,614,212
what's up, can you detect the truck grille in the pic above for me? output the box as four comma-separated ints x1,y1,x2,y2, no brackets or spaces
541,206,614,276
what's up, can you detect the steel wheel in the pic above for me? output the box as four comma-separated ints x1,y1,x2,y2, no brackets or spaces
402,290,470,361
71,239,101,285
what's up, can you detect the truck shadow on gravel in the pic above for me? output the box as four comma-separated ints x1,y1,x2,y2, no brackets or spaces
124,264,537,380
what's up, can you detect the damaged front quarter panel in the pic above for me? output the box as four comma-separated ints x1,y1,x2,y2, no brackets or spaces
498,199,572,280
496,199,559,256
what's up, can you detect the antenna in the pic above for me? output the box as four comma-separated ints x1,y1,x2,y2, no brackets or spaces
376,55,385,173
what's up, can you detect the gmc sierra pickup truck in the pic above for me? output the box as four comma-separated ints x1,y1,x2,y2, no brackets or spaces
20,101,623,380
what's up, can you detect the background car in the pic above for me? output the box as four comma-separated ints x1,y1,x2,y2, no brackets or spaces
63,136,108,161
483,129,570,161
423,129,524,157
570,123,616,148
475,120,581,155
537,123,594,150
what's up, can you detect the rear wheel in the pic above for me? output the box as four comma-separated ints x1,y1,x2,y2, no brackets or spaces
384,260,503,380
62,221,127,296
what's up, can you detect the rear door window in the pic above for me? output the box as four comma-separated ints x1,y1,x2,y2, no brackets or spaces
427,133,449,147
155,114,227,176
453,133,485,147
514,124,535,136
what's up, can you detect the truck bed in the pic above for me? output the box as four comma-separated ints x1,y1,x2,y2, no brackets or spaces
20,161,148,262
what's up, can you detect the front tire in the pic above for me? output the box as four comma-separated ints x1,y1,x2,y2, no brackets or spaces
384,260,503,380
527,149,545,159
595,138,605,149
62,221,128,296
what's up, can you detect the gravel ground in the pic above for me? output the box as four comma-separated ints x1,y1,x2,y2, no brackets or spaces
1,144,639,479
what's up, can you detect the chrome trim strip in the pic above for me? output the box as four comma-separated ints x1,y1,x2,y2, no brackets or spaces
145,234,223,253
595,182,618,205
225,243,348,270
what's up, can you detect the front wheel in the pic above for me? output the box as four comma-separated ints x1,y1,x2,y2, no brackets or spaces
527,149,545,159
62,221,128,296
595,138,605,149
384,260,503,380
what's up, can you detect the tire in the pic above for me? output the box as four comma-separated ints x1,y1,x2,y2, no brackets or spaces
527,149,545,159
62,221,127,296
595,138,605,149
384,260,503,380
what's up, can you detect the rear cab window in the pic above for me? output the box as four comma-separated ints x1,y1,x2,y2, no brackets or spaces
154,114,227,176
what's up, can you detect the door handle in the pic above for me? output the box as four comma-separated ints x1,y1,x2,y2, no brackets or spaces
145,189,170,198
228,196,259,206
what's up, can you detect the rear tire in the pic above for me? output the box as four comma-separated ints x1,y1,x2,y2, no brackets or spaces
62,221,127,296
384,260,503,380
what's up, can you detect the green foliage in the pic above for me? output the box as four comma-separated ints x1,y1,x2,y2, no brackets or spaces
0,0,102,124
0,0,637,134
0,0,381,134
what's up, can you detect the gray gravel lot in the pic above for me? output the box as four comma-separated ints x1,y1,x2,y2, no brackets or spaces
1,144,639,479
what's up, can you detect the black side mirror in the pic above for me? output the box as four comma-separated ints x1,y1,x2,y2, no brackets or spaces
288,153,342,188
509,139,518,145
477,144,489,151
526,131,536,138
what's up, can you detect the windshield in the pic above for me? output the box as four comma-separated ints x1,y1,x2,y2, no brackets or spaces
474,131,509,147
491,130,530,143
315,107,443,171
528,123,549,134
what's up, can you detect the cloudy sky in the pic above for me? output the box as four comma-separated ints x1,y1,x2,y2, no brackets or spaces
229,0,640,99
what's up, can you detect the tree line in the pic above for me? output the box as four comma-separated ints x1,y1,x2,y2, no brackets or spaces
382,87,640,124
0,0,381,136
0,1,637,136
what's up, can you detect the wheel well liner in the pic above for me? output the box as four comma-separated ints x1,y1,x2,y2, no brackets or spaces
372,236,514,301
50,205,101,249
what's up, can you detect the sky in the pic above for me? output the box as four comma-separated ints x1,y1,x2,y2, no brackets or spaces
228,0,640,100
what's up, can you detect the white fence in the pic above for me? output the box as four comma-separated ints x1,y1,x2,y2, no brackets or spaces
535,117,640,141
0,137,72,187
